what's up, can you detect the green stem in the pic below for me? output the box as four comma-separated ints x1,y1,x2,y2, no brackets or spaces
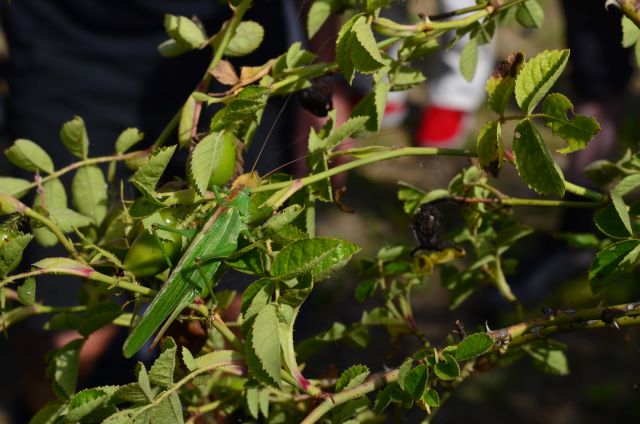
564,181,607,202
0,304,86,331
493,254,523,320
23,207,84,262
1,267,155,296
211,312,244,352
253,147,476,193
502,198,602,208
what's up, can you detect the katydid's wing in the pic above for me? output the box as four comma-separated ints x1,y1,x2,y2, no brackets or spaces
123,206,245,358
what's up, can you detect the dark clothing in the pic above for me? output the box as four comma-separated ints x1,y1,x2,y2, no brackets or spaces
562,0,633,100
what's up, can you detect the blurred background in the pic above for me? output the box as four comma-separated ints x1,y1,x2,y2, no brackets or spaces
1,0,640,423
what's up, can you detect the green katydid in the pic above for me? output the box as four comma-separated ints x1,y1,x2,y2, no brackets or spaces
122,187,250,358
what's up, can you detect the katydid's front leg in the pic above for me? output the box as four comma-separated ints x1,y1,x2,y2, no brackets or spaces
123,189,250,358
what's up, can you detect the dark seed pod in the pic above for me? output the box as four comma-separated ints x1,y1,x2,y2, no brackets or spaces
411,202,448,253
299,78,333,117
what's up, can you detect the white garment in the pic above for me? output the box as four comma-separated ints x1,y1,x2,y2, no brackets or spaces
428,0,497,111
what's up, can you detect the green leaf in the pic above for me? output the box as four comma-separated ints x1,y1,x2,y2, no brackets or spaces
32,178,67,247
397,358,413,390
72,165,108,225
178,96,196,149
476,120,503,175
335,14,362,83
191,349,243,371
29,400,66,424
78,303,122,337
66,386,119,422
433,354,460,381
225,21,264,57
114,383,150,405
137,363,153,402
250,304,282,387
307,0,337,38
188,132,224,195
158,38,192,58
589,239,640,293
516,0,544,28
485,51,524,115
242,278,274,320
0,177,31,199
455,333,494,361
613,173,640,197
513,119,565,196
324,116,369,150
115,128,145,154
130,146,176,194
48,208,94,233
351,79,390,133
0,233,32,277
422,388,440,407
150,392,184,424
527,342,569,375
270,237,360,281
5,138,55,174
263,205,304,232
103,406,150,424
336,364,370,392
246,386,259,419
47,338,84,399
595,194,633,238
622,16,640,47
542,93,600,154
515,49,570,114
402,364,428,400
17,277,36,306
388,66,426,91
164,14,206,48
351,17,387,73
60,116,89,159
460,36,479,82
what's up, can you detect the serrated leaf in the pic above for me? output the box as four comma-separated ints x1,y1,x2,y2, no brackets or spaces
589,239,640,293
613,173,640,197
270,237,360,281
164,14,206,48
130,146,176,194
486,51,524,115
351,17,387,73
60,116,89,159
29,400,66,424
5,138,55,174
325,116,369,150
137,363,153,402
78,303,123,337
622,16,640,47
0,233,32,277
433,354,460,381
455,333,494,361
66,386,119,422
17,277,36,306
188,132,224,195
516,0,544,28
246,386,259,419
150,392,183,424
32,178,67,247
389,66,426,91
477,120,502,174
542,93,600,154
114,383,150,405
402,364,428,400
0,177,31,199
191,349,243,371
513,119,565,196
336,364,370,392
103,406,150,424
308,0,337,38
422,389,440,407
351,79,390,133
515,49,569,114
595,195,633,239
47,338,84,399
250,304,281,386
226,21,264,57
335,14,362,83
48,208,94,233
115,128,144,154
72,165,107,225
460,36,479,82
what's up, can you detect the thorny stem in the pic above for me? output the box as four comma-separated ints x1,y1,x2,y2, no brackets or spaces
1,267,155,296
23,207,84,262
301,301,640,424
452,196,604,208
211,312,244,352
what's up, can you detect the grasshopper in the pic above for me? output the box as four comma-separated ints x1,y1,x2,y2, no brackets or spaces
122,187,250,358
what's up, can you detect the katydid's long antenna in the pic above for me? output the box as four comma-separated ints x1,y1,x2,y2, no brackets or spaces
250,93,292,174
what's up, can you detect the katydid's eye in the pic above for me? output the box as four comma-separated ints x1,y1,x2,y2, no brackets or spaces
299,78,333,117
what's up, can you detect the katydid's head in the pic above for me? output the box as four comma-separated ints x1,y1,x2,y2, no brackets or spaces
230,187,250,216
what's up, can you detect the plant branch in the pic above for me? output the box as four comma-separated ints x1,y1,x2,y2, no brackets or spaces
301,300,640,423
23,207,84,262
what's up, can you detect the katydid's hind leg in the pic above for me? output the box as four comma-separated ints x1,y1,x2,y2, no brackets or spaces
195,257,219,305
155,223,197,240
